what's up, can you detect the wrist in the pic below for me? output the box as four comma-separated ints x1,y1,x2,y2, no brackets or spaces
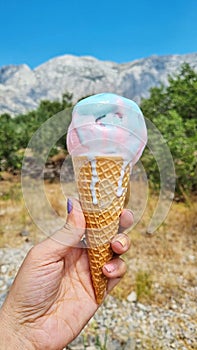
0,304,35,350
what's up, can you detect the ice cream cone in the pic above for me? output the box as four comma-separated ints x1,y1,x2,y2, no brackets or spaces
73,156,131,304
67,93,147,303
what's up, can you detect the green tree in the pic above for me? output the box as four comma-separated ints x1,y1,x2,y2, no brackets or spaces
141,63,197,197
0,93,73,171
0,113,24,170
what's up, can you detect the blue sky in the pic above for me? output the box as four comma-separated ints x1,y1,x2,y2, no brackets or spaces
0,0,196,68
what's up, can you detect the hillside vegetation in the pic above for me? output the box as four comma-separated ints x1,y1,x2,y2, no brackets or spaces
0,64,196,199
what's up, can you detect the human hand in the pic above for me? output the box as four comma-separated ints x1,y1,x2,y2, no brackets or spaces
0,199,133,350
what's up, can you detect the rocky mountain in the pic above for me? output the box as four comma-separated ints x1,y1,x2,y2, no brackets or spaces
0,53,197,116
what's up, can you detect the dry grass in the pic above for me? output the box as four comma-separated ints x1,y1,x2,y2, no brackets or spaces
0,178,196,308
0,178,78,246
112,197,197,306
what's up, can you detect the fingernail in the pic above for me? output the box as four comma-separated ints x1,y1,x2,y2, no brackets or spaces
67,198,73,214
127,209,134,216
123,209,134,217
114,236,127,248
120,209,134,218
104,263,115,273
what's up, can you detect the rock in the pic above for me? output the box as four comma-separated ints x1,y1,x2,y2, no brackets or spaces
0,245,196,349
1,53,197,116
19,229,30,237
124,338,136,350
137,302,149,311
1,265,8,274
127,291,137,302
0,283,7,292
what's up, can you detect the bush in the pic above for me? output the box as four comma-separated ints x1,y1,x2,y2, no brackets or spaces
0,94,73,171
140,63,197,197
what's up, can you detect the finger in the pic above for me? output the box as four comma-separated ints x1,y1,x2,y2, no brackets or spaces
107,277,122,294
111,233,131,255
102,257,127,279
34,198,86,260
119,209,134,233
103,257,127,294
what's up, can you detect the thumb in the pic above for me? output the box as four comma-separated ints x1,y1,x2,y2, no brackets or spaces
36,198,86,260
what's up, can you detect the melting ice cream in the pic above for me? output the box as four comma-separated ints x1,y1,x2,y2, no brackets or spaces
67,93,147,204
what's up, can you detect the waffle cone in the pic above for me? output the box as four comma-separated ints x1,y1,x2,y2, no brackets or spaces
73,156,130,304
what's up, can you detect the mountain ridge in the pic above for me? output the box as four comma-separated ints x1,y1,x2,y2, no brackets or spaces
0,52,197,116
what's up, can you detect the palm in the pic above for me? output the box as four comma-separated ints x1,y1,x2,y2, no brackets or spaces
13,246,98,350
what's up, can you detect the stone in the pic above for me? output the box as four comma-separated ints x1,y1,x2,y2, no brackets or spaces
0,245,196,349
1,54,197,116
1,265,8,274
20,229,30,237
137,302,149,311
124,338,136,350
127,291,137,302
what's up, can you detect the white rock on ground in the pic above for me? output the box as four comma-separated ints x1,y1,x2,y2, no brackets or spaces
0,244,196,349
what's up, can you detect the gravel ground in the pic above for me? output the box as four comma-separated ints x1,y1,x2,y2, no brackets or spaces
0,244,196,350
